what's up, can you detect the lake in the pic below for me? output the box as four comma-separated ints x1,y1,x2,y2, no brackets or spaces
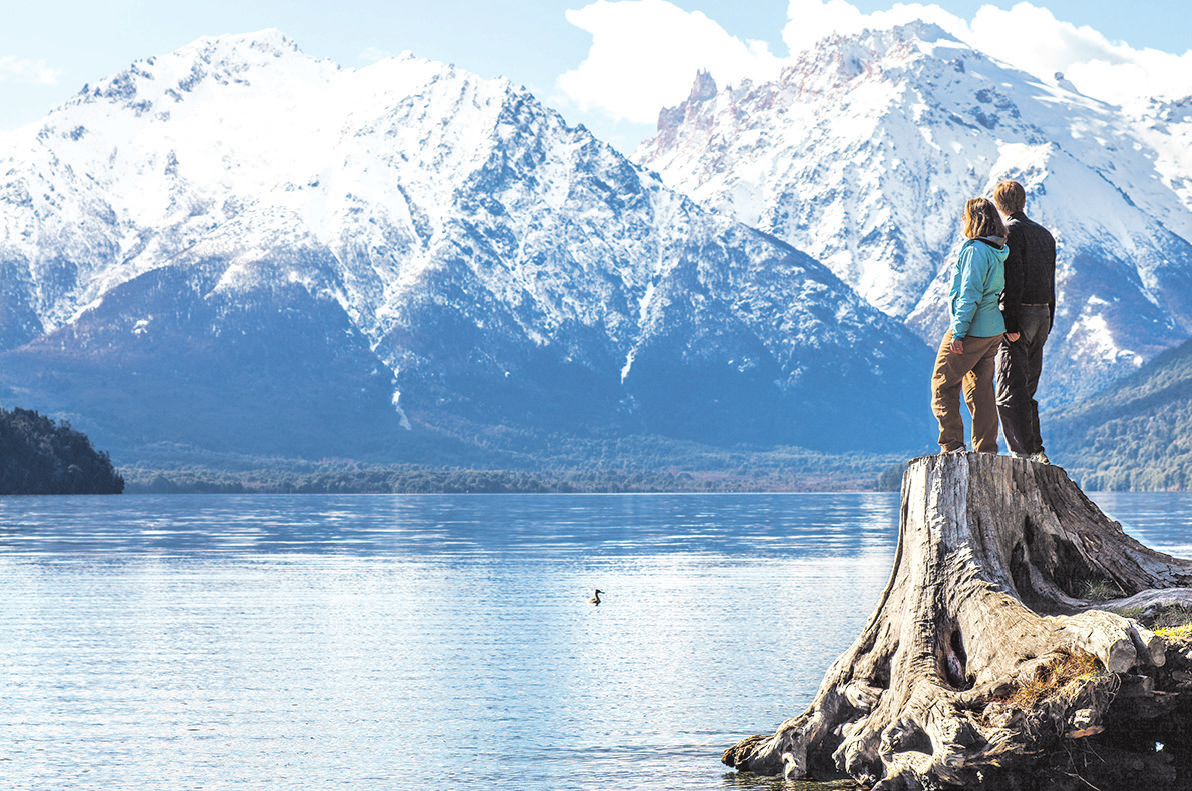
0,491,1189,790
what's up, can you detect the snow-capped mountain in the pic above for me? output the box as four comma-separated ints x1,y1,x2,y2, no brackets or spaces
633,22,1192,404
0,30,934,462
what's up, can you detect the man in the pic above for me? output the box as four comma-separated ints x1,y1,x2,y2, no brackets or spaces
992,179,1057,463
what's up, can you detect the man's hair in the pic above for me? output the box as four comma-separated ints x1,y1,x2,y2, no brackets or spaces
992,180,1026,214
963,197,1007,239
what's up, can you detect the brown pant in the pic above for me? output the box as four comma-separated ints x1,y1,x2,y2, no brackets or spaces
931,331,1002,453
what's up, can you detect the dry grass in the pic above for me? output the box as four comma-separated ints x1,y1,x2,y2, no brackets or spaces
1155,622,1192,643
1108,604,1192,639
1010,648,1105,710
1079,577,1126,602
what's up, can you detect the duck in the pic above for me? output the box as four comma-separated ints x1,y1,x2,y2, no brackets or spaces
588,589,603,606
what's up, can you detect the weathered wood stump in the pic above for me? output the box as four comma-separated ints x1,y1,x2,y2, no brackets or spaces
724,452,1192,790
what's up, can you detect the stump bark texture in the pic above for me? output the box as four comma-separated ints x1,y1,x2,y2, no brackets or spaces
724,453,1192,789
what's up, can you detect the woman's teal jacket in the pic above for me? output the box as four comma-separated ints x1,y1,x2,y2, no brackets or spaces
948,237,1008,339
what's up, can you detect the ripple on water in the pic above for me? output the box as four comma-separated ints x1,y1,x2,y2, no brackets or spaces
4,491,1186,789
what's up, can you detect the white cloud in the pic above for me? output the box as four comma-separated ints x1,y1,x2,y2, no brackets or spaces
0,55,60,84
780,0,969,53
1068,53,1192,107
964,3,1192,107
560,0,1192,130
557,0,782,125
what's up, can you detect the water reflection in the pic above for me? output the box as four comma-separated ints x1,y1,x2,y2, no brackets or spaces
0,492,899,561
1089,492,1192,558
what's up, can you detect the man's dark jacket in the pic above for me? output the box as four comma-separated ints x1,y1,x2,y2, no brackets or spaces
998,211,1057,333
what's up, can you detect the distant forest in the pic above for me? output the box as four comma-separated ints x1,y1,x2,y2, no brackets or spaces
120,436,909,494
0,407,124,494
1047,335,1192,491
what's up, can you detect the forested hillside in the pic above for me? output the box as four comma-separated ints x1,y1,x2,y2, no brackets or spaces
0,407,124,494
1049,337,1192,490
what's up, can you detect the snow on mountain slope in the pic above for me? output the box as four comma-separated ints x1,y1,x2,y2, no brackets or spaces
1,31,502,335
634,22,1192,404
0,30,935,459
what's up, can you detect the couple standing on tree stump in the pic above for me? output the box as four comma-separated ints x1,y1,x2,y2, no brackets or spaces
930,179,1057,462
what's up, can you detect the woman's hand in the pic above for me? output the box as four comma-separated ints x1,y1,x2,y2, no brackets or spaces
1005,332,1021,342
950,337,964,354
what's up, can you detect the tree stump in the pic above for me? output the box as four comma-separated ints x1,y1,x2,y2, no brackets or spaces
724,452,1192,790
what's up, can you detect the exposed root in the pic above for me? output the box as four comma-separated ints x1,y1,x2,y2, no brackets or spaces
723,454,1192,790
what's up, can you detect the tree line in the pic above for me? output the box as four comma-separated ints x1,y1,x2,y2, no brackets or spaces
122,465,883,494
120,443,907,494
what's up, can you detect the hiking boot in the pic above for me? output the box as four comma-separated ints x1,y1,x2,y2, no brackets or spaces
939,445,967,455
1029,451,1050,465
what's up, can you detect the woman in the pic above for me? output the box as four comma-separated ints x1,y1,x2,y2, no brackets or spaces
931,197,1010,454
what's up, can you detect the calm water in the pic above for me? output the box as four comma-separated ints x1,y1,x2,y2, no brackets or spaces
0,491,1188,790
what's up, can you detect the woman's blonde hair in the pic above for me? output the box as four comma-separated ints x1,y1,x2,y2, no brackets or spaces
963,197,1007,240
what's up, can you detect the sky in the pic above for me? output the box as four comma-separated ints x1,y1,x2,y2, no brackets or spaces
3,0,1191,153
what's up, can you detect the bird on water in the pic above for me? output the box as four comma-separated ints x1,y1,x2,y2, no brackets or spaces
588,589,603,606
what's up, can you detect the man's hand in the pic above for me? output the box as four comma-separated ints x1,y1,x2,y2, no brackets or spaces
1005,332,1021,342
950,337,964,354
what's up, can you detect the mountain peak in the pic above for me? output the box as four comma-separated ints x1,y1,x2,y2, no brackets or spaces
656,70,718,133
786,20,969,85
881,19,957,46
63,27,324,121
688,69,718,103
178,28,302,60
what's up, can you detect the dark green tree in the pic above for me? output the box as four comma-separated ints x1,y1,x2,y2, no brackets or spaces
0,407,124,494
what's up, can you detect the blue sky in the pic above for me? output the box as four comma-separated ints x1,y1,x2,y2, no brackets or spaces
3,0,1190,152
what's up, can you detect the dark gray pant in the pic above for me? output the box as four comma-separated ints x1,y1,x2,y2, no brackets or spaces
995,304,1051,455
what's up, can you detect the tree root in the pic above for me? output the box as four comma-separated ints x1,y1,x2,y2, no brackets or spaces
724,453,1192,789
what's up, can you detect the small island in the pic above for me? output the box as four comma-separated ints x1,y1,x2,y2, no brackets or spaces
724,452,1192,790
0,407,124,495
